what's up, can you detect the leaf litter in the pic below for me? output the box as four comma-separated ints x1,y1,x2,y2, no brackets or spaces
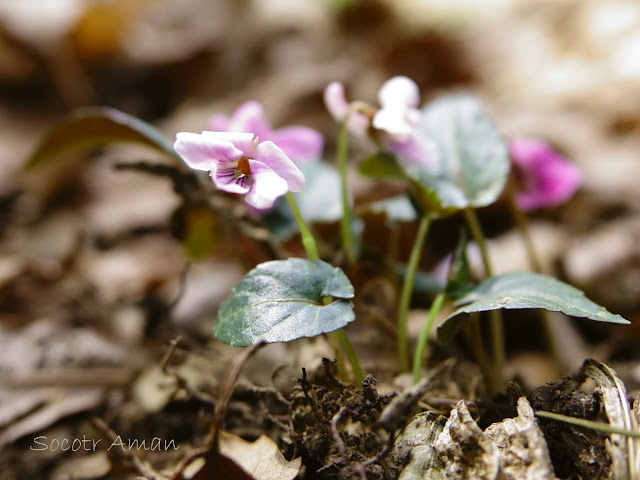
3,0,640,479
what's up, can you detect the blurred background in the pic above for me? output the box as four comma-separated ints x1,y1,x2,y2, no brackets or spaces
2,0,640,476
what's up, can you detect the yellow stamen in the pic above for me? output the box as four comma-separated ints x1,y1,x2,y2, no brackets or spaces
235,157,252,177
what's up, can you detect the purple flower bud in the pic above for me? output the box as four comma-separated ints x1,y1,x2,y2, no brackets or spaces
509,137,583,211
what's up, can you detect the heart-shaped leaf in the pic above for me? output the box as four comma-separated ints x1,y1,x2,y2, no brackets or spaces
403,95,509,216
437,271,629,343
214,258,355,346
25,107,180,169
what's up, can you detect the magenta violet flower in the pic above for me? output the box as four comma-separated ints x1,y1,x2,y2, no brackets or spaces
508,137,583,211
174,131,305,210
209,101,323,164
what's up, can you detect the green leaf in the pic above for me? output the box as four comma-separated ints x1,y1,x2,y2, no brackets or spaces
214,258,355,346
263,158,343,241
25,107,180,169
359,151,405,179
437,272,629,343
405,95,509,216
367,195,418,223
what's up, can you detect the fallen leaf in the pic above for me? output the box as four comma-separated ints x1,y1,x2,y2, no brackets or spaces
50,451,111,480
582,360,640,480
432,399,559,480
218,431,301,480
485,398,558,480
435,401,500,479
391,411,447,479
0,387,104,448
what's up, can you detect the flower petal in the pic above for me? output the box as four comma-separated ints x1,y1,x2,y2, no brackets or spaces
244,160,289,209
270,126,324,163
212,165,252,194
373,107,416,136
253,140,305,191
324,81,350,121
174,132,243,171
201,131,256,157
386,133,439,174
226,101,272,139
377,76,420,109
509,138,583,211
209,114,230,131
373,77,421,136
323,81,370,135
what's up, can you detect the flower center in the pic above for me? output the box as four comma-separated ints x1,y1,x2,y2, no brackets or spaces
234,157,252,178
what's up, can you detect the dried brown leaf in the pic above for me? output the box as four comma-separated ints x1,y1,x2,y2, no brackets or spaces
582,360,640,480
218,431,301,480
435,401,500,480
485,398,558,480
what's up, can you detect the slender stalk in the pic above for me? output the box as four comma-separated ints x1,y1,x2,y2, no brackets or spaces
535,410,640,439
332,329,364,384
337,119,356,263
286,192,319,262
462,207,505,391
506,185,563,375
398,215,433,372
412,292,446,383
464,314,499,397
325,332,349,380
462,207,493,276
285,192,363,384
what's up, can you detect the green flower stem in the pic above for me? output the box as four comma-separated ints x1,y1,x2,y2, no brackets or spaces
398,214,433,372
412,291,445,384
337,119,356,263
506,185,562,375
462,207,494,276
325,332,350,380
286,192,319,262
462,207,505,391
464,313,499,397
534,410,640,439
285,192,363,384
331,328,364,385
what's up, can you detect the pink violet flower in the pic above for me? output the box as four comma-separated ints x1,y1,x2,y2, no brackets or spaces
323,81,371,135
374,76,437,173
508,137,583,211
174,131,305,210
209,101,323,164
372,76,421,137
324,77,436,173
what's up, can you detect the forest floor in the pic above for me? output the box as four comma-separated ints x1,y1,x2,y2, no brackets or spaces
1,1,640,478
